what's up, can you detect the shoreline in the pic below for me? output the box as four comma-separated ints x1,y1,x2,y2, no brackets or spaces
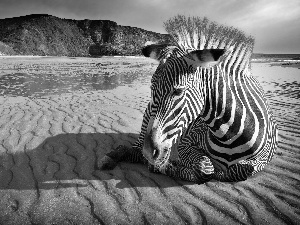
0,55,146,58
270,62,300,69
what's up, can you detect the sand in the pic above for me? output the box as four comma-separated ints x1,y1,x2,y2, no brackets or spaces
0,57,299,225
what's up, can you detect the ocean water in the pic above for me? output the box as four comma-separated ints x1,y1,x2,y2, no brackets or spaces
0,55,299,98
252,53,300,62
0,57,155,97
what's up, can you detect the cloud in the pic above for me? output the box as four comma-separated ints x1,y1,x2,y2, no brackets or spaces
0,0,299,53
223,0,300,28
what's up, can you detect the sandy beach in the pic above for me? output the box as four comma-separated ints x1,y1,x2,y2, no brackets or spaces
0,56,299,225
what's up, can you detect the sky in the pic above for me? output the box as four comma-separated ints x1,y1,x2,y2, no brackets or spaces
0,0,299,53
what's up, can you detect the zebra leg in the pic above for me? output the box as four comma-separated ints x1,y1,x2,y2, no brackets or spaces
98,103,151,170
213,163,254,182
153,119,215,183
159,156,214,184
213,148,276,182
213,138,277,182
97,145,147,170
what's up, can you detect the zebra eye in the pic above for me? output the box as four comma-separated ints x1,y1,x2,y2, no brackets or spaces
173,88,185,96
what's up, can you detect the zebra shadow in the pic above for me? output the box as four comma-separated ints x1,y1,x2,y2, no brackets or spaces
0,132,204,190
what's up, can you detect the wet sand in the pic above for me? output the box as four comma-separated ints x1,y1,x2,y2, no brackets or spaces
0,57,299,224
271,62,300,69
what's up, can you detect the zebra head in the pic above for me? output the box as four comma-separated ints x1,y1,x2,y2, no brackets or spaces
141,43,229,168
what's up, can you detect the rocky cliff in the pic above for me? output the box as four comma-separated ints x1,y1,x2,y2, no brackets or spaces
0,14,172,56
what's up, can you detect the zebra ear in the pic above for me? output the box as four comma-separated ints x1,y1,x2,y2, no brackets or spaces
142,44,177,62
187,49,227,68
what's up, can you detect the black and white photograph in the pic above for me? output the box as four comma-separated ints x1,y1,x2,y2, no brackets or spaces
0,0,299,224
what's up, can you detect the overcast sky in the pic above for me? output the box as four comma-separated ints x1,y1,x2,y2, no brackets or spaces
0,0,299,53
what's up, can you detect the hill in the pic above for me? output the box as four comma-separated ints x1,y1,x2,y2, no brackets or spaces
0,14,171,56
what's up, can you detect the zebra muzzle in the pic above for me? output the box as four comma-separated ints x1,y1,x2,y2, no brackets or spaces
142,123,165,163
143,117,173,166
143,128,158,159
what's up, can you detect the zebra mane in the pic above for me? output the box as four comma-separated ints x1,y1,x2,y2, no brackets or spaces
163,15,255,70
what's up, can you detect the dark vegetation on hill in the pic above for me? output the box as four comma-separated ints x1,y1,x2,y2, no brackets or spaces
0,14,172,56
0,41,16,55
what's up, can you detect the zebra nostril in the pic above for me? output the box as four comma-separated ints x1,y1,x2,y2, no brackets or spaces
153,148,159,160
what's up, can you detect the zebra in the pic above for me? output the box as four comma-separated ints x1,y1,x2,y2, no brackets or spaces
98,15,278,183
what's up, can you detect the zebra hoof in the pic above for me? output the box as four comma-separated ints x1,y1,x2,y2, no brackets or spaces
97,155,118,170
